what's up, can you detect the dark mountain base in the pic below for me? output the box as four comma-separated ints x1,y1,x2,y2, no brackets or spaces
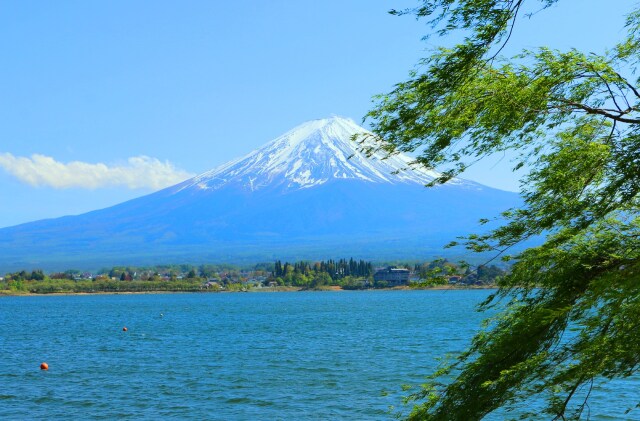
0,181,518,271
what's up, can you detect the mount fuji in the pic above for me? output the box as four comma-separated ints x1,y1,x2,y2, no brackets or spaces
0,117,519,271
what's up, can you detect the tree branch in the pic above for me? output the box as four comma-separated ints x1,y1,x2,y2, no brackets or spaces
557,99,640,124
487,0,524,62
593,69,624,111
615,71,640,99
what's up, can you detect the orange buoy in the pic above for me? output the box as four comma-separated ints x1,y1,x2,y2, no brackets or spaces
122,327,128,331
40,362,49,370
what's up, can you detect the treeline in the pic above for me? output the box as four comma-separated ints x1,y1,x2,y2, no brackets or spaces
98,263,270,281
273,258,372,279
0,264,261,294
0,274,256,294
270,258,373,289
410,259,506,287
3,279,207,294
4,270,46,281
0,258,508,294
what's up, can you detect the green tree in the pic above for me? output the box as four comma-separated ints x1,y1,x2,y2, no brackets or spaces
476,264,505,283
363,1,640,419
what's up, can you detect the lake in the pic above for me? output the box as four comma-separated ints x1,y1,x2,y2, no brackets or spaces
1,290,638,420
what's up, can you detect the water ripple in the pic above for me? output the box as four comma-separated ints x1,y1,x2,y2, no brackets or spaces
0,291,638,420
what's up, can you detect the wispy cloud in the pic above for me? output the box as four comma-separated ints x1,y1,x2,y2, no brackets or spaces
0,153,195,190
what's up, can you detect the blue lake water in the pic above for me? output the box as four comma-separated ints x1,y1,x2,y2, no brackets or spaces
1,290,638,420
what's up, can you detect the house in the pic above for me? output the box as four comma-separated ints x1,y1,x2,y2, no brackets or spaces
373,267,410,286
448,275,463,284
202,281,221,290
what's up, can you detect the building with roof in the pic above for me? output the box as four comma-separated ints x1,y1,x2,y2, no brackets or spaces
373,266,410,286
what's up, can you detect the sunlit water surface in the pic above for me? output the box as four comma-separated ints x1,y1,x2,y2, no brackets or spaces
1,291,637,420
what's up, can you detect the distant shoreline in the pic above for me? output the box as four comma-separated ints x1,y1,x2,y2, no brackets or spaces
0,284,497,297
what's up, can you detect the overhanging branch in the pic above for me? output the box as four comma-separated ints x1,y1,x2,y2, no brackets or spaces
557,99,640,124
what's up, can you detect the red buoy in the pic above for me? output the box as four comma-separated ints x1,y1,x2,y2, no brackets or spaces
122,327,128,331
40,362,49,370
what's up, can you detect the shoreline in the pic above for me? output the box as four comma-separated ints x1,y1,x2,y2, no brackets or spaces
0,284,497,297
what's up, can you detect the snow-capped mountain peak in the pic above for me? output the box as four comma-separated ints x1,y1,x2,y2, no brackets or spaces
0,116,519,270
177,116,466,192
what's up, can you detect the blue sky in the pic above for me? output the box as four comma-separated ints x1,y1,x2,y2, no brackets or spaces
0,0,634,228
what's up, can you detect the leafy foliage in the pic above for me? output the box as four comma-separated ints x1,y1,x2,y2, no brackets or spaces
363,1,640,419
272,258,373,288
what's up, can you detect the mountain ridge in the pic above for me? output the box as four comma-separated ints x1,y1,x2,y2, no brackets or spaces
171,116,476,193
0,117,520,271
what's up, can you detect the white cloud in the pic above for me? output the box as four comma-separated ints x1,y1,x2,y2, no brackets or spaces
0,153,195,190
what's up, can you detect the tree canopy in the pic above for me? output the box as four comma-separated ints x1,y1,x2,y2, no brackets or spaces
363,1,640,419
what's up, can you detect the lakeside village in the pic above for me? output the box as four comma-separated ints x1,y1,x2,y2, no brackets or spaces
0,258,507,294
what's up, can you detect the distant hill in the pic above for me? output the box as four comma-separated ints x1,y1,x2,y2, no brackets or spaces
0,117,520,271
